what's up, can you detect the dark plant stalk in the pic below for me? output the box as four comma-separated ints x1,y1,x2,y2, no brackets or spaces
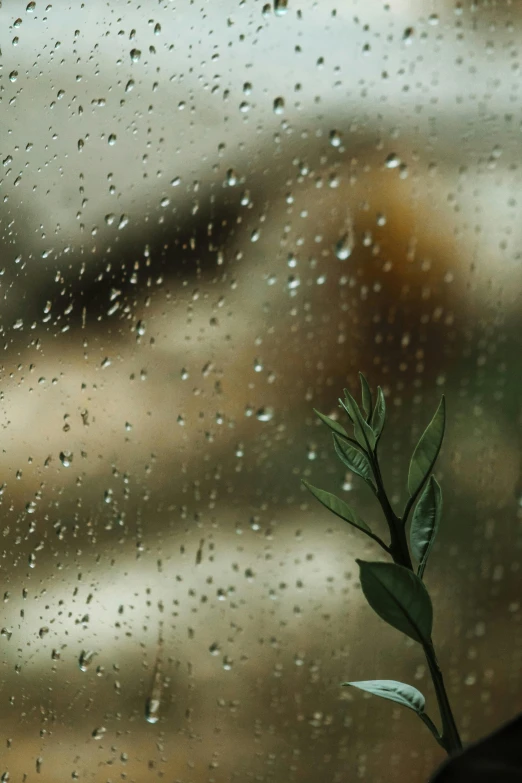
371,443,462,754
423,643,463,754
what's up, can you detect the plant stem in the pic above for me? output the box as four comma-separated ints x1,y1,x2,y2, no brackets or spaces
423,642,463,755
372,446,462,756
371,451,413,570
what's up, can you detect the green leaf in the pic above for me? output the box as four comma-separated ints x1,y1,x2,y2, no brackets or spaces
370,386,386,440
359,373,373,420
343,679,426,714
333,435,376,490
410,476,442,580
342,389,377,452
302,480,372,535
407,396,446,498
313,408,350,439
356,560,433,645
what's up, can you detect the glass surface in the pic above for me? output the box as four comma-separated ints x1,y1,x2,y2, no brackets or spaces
0,1,520,781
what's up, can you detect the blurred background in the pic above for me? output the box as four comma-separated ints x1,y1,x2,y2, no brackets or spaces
0,0,521,780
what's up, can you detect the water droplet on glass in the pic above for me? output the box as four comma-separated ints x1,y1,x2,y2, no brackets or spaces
273,97,285,115
59,451,73,467
329,129,342,147
108,134,117,146
274,0,288,15
79,650,95,672
118,214,129,230
226,169,238,186
385,153,401,169
145,698,160,724
130,48,141,62
9,71,18,83
91,727,106,741
335,232,354,260
306,444,317,461
256,407,274,422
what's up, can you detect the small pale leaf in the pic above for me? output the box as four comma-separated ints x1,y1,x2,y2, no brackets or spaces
333,435,376,490
408,396,446,498
313,408,349,439
410,476,442,579
343,388,376,451
359,373,373,420
302,481,371,534
371,387,386,440
343,679,426,714
357,560,433,644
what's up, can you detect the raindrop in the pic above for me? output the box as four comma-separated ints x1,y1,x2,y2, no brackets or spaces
79,650,95,672
118,214,129,230
335,232,354,260
226,169,238,186
9,71,18,83
329,129,342,148
108,134,117,146
385,153,401,169
274,0,288,15
256,407,274,422
130,49,141,62
145,698,160,724
273,97,285,115
91,727,106,741
59,451,73,467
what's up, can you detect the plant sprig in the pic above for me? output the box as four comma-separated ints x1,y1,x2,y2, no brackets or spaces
303,374,462,756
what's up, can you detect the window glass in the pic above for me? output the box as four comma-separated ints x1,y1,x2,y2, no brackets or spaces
0,1,520,781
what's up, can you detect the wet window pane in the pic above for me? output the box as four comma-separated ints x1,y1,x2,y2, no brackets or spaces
1,1,520,781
